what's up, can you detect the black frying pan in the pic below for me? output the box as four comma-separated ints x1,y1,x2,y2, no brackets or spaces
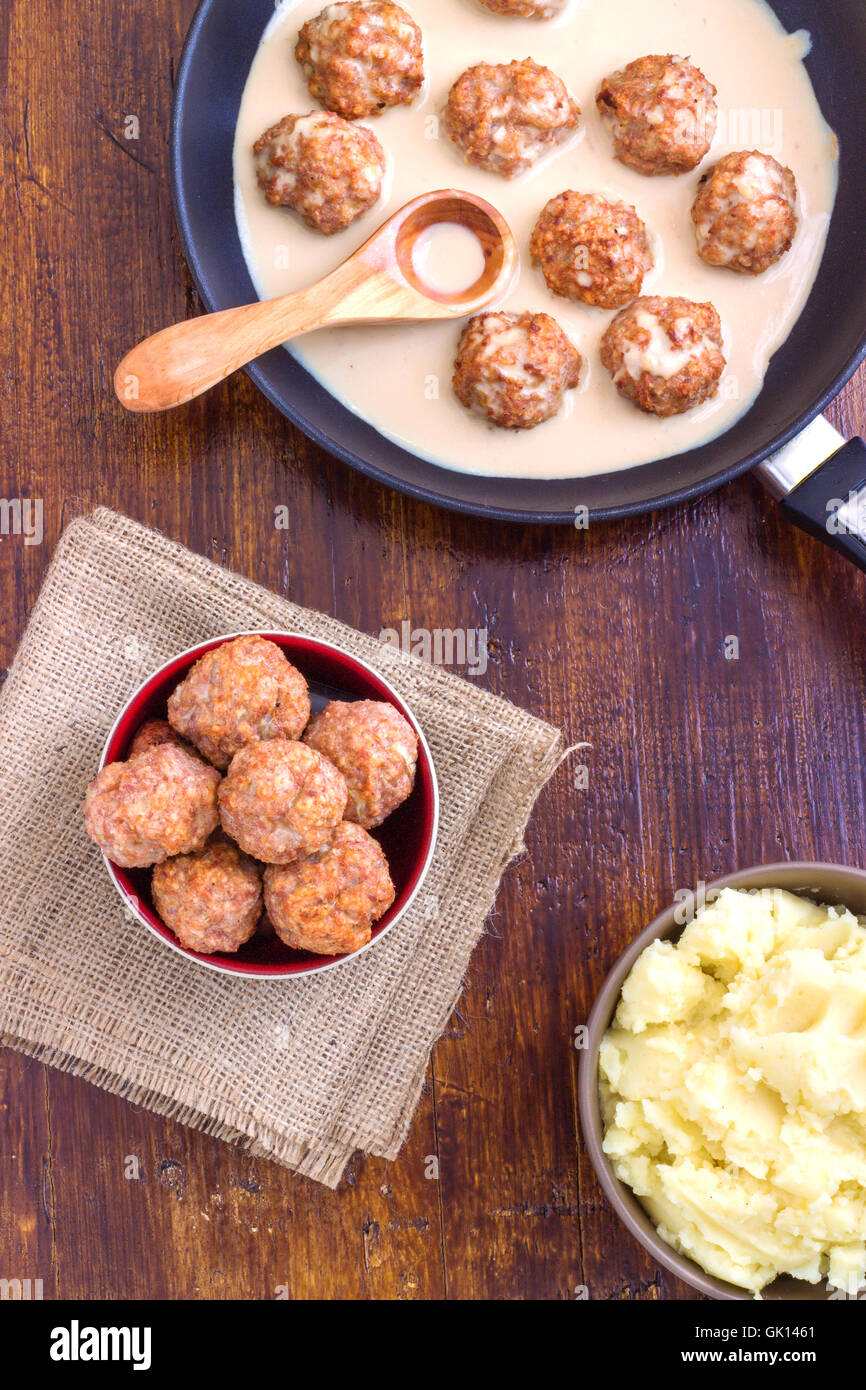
171,0,866,556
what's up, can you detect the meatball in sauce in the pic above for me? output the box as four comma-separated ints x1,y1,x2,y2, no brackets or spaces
601,296,726,418
692,151,798,274
254,111,386,235
597,55,717,176
295,1,424,120
444,59,580,179
453,310,581,430
531,191,653,309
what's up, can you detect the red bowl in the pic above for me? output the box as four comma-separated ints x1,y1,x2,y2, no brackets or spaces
99,631,439,979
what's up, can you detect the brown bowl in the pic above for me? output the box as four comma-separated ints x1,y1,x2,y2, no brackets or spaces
578,861,866,1301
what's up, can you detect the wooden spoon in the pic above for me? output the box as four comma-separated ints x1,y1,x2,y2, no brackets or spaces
114,189,517,414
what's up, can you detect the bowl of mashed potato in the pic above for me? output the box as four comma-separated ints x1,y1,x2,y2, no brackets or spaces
578,862,866,1300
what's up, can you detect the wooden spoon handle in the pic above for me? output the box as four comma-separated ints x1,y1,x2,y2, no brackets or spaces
114,280,344,414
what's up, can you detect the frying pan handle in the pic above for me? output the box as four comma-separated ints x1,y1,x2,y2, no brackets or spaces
780,438,866,573
755,419,866,573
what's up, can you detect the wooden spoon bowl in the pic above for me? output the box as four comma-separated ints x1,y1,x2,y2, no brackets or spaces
115,189,517,414
392,191,516,310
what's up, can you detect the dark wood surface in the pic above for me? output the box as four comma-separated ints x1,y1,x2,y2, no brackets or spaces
2,0,865,1301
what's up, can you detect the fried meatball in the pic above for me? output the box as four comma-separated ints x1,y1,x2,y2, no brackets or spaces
127,718,187,760
444,59,580,179
476,0,568,15
597,55,717,176
253,111,385,236
600,295,725,418
218,740,347,865
295,2,424,121
530,191,653,309
152,838,263,955
303,699,417,828
84,744,221,869
692,150,798,275
167,635,311,772
453,310,581,430
264,822,395,956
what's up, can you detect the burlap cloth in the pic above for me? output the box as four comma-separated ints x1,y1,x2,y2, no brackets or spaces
0,508,564,1186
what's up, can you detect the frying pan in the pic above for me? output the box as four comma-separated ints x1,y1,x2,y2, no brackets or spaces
171,0,866,558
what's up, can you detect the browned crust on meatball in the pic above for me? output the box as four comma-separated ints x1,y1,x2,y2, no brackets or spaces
444,59,580,179
152,838,263,955
600,295,725,418
530,191,653,309
264,822,395,956
303,699,417,828
692,150,798,275
167,635,311,771
596,54,717,176
127,719,188,760
453,310,581,430
476,0,568,15
218,739,348,865
295,2,424,121
253,111,385,235
84,744,221,868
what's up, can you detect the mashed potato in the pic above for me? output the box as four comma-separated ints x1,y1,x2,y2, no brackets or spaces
600,887,866,1295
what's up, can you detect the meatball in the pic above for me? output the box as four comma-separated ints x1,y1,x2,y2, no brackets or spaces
152,838,263,955
692,150,798,275
530,191,653,309
303,699,417,828
444,59,580,179
453,310,581,430
295,2,424,121
597,55,717,176
167,635,311,772
600,295,725,418
218,739,347,865
127,718,188,760
475,0,568,15
253,111,385,236
264,822,395,956
83,744,220,869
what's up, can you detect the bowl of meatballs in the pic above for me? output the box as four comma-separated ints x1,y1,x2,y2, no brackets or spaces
83,633,439,977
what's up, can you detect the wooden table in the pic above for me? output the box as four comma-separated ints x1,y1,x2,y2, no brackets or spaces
2,0,865,1302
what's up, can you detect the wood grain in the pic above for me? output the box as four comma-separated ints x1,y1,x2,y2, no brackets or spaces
2,0,865,1301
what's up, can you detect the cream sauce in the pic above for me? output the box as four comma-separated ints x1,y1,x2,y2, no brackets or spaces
233,0,838,480
411,222,488,294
